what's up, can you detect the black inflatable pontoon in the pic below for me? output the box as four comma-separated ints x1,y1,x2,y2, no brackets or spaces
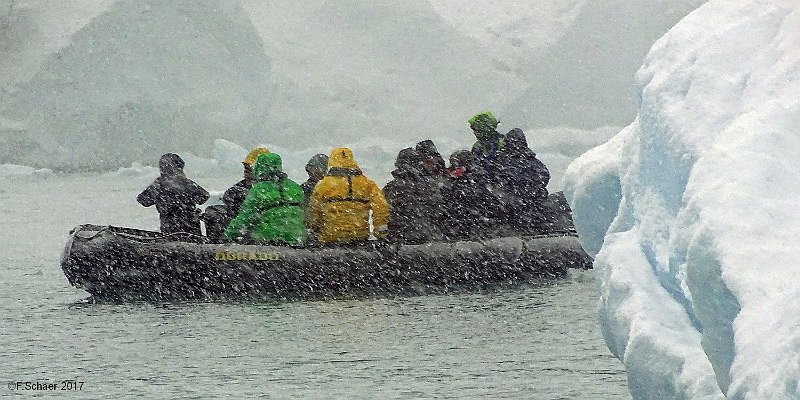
61,224,592,301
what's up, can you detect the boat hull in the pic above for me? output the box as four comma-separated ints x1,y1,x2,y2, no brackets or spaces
61,225,592,301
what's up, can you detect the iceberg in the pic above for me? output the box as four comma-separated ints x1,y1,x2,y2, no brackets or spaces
3,0,273,171
564,1,800,398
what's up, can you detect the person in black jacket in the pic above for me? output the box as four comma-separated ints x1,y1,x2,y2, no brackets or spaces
415,139,448,179
383,148,445,244
137,153,209,235
441,150,505,241
497,128,550,235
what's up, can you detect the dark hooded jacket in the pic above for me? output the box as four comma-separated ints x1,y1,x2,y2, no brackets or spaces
441,150,505,240
221,180,251,217
415,140,448,179
223,153,307,244
497,128,550,233
137,153,209,235
382,148,445,244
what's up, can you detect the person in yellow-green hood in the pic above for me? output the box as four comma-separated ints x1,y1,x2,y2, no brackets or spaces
202,147,269,240
308,148,389,244
469,111,505,184
223,152,307,244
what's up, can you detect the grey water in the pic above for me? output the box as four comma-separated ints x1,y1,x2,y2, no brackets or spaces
1,174,630,399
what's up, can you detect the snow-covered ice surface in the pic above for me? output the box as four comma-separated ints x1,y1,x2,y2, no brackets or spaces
564,1,800,398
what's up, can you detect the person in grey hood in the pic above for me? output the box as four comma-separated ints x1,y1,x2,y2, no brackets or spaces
301,153,329,204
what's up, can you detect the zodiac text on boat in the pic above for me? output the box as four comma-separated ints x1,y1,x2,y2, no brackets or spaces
213,251,280,261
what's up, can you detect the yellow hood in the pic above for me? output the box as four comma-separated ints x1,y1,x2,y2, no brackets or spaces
328,147,359,170
243,147,270,166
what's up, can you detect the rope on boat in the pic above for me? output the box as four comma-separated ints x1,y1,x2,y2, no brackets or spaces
72,225,579,246
72,224,209,244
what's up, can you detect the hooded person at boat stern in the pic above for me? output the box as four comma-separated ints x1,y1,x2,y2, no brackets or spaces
497,128,550,235
223,153,307,244
137,153,209,235
308,147,389,244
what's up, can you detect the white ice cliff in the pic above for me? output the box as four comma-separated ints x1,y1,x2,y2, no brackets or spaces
564,1,800,398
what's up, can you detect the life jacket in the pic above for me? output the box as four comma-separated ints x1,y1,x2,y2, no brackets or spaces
308,148,389,243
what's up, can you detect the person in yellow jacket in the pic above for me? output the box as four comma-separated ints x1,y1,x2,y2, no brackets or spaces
308,147,390,244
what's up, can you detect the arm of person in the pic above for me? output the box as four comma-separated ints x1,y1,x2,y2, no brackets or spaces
533,158,551,187
222,187,262,239
222,183,243,207
369,180,390,239
136,182,157,207
307,185,323,233
189,180,210,205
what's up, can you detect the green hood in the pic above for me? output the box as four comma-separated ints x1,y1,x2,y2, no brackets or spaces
253,153,283,180
468,111,499,138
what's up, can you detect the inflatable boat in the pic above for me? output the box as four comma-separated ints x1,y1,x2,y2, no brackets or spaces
60,224,592,301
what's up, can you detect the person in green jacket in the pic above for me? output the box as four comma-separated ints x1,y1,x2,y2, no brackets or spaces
223,153,307,245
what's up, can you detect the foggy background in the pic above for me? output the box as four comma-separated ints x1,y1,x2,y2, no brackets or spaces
0,0,704,187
